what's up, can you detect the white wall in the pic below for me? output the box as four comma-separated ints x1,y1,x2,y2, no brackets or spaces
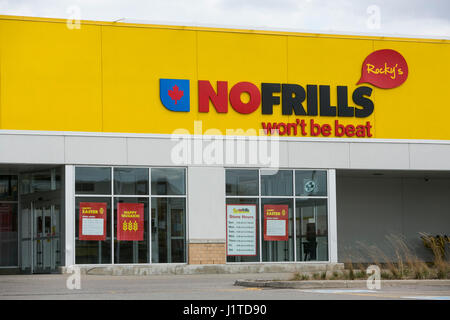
2,131,450,171
187,166,226,242
337,174,450,262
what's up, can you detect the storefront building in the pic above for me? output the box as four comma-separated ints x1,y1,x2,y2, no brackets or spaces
0,15,449,273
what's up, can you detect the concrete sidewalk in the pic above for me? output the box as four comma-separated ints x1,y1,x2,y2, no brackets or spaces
235,279,450,289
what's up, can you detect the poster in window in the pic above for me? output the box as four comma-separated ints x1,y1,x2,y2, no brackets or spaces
264,204,289,241
0,204,13,232
79,202,107,241
116,202,144,241
226,204,257,256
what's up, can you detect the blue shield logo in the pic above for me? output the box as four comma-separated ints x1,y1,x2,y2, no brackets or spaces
160,79,190,112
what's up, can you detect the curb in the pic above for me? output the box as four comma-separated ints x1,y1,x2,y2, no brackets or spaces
59,263,344,276
234,279,450,289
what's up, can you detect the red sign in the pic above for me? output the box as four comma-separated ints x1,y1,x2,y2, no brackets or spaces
263,205,289,241
0,204,13,232
116,203,144,241
357,49,408,89
79,202,107,241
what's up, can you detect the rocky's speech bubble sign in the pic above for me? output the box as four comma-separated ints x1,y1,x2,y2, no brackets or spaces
357,49,408,89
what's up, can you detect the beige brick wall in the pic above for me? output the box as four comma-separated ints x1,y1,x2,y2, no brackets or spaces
188,243,226,264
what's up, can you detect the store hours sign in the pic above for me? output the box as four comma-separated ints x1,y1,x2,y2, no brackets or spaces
226,204,257,256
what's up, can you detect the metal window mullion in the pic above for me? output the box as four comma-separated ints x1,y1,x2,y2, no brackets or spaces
111,167,114,265
150,194,186,198
258,168,262,263
224,195,259,199
149,167,152,264
184,167,188,264
17,174,21,269
73,194,112,197
295,196,328,199
293,170,297,262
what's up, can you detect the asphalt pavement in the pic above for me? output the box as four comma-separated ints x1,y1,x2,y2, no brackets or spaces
1,273,450,300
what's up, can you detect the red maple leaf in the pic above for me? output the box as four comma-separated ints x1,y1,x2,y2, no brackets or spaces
168,85,184,105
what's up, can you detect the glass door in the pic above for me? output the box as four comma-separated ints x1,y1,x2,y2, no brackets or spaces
32,200,61,273
20,199,61,273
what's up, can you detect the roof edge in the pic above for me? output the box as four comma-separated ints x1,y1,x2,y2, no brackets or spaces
0,14,448,43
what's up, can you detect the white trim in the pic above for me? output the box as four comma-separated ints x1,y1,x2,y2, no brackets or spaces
64,165,75,267
189,239,226,244
327,169,338,263
2,129,450,145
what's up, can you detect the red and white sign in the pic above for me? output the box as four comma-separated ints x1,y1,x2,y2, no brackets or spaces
116,203,144,241
264,204,289,241
357,49,408,89
79,202,107,241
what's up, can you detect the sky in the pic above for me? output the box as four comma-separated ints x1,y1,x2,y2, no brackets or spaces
0,0,449,38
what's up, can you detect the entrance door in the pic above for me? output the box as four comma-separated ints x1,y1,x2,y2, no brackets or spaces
20,198,61,273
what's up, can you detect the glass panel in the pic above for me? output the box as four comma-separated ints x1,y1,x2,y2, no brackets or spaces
20,202,31,271
151,168,185,195
0,175,18,201
114,168,149,195
226,170,259,196
75,197,112,264
295,170,327,196
20,169,61,195
75,167,111,195
0,203,18,266
261,170,293,196
261,198,294,262
31,172,51,193
151,198,186,263
226,198,260,263
295,199,328,261
114,198,149,263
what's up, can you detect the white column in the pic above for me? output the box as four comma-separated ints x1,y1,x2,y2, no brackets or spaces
187,166,226,242
64,165,75,266
328,169,338,263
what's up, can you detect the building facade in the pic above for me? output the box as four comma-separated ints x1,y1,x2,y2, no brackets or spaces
0,15,449,273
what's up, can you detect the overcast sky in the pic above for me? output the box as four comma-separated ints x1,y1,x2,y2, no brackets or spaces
0,0,449,38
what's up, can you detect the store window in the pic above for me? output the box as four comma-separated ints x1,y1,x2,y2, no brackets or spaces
225,169,329,263
151,168,185,195
75,167,111,195
226,170,259,196
295,199,328,261
114,168,148,195
114,197,149,263
295,170,327,197
151,197,186,263
20,169,61,195
75,197,112,264
0,175,18,266
75,167,186,264
261,170,293,196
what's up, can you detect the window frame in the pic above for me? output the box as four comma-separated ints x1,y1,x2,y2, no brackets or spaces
225,168,330,264
73,165,188,265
